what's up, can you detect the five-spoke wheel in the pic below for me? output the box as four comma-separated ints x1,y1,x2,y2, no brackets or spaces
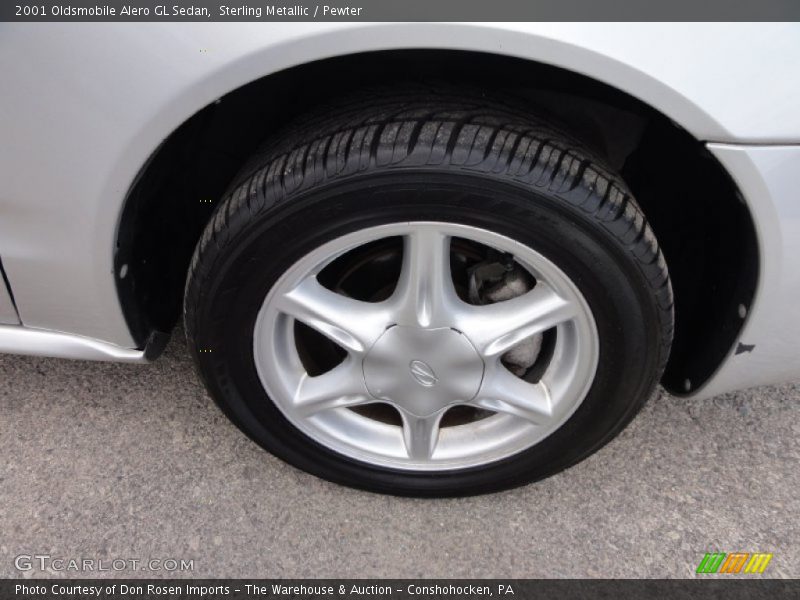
254,223,598,469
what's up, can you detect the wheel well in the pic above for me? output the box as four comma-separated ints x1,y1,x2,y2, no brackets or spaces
115,49,758,395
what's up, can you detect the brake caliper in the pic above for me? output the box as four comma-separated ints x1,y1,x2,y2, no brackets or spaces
468,253,542,376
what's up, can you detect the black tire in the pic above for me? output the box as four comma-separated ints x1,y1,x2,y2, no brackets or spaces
185,88,673,497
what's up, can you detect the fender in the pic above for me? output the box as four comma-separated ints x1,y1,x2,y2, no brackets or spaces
0,22,797,350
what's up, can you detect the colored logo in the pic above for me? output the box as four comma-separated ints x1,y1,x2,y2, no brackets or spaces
696,552,773,574
409,360,438,387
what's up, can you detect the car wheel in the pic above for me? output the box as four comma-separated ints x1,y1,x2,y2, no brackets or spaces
184,90,673,496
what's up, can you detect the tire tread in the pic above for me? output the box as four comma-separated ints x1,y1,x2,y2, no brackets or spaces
187,87,673,382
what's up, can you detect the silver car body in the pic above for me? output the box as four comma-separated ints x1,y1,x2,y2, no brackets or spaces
0,22,798,400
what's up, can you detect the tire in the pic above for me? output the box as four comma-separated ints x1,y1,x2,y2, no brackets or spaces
185,88,673,497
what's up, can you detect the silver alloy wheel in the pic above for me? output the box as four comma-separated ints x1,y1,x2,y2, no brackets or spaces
253,222,599,471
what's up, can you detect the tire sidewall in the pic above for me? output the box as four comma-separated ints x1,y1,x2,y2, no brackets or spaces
189,171,663,496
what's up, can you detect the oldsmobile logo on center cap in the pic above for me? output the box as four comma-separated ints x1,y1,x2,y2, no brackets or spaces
409,360,438,387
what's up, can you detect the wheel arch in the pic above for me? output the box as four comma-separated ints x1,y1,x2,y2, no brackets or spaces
115,43,759,395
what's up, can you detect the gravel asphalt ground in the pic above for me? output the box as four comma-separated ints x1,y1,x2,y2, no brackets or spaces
1,332,798,579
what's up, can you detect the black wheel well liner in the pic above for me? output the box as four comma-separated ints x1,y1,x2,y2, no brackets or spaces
115,49,758,395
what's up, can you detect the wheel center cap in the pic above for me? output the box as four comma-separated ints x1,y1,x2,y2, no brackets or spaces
362,326,484,417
